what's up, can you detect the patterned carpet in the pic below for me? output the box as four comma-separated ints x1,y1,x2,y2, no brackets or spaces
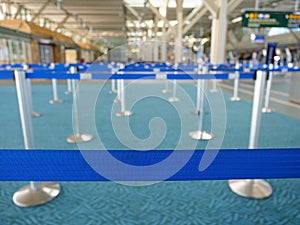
0,81,299,224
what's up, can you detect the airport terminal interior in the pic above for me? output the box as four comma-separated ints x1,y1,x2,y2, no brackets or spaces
0,0,300,224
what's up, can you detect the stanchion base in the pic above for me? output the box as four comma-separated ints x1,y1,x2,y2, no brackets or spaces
168,97,180,102
65,90,72,95
210,89,218,93
109,90,118,94
230,97,241,101
262,108,274,113
162,89,171,94
49,99,63,104
116,110,133,117
114,98,120,103
191,110,200,115
67,134,93,143
228,179,272,199
32,112,41,117
13,182,60,207
189,130,214,140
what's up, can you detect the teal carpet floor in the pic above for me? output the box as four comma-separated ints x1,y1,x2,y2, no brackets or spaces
0,81,299,224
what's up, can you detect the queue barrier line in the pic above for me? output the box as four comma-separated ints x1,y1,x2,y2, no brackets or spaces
0,148,299,181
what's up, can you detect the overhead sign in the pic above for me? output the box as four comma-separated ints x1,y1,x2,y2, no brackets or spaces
242,10,300,28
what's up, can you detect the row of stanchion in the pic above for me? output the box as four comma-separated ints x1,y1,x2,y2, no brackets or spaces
0,62,299,207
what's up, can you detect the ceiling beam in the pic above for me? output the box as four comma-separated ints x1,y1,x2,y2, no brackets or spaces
227,0,244,13
146,1,171,28
13,4,23,19
30,0,52,22
183,5,203,24
55,14,70,31
203,0,218,17
289,29,300,43
124,3,140,20
183,7,208,35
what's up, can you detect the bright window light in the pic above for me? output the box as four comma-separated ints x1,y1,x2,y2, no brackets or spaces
268,28,290,36
124,0,202,8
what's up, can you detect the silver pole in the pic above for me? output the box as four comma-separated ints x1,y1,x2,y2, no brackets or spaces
26,79,41,117
189,66,213,140
162,80,171,93
229,70,272,199
168,80,180,102
211,80,218,92
72,79,80,136
191,79,201,115
249,71,266,148
13,70,60,207
262,71,274,113
109,67,118,94
230,62,241,101
114,79,121,103
65,79,72,94
116,79,133,117
66,67,93,143
295,0,299,11
49,78,62,104
120,79,125,112
111,79,117,93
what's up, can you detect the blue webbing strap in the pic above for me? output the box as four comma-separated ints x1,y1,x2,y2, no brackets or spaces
0,70,14,80
0,149,299,181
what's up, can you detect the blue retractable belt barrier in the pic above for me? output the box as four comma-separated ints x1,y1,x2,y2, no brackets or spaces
0,70,14,80
0,148,299,181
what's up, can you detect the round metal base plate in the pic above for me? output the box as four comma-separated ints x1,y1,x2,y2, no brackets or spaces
115,110,133,117
49,99,63,104
191,110,200,115
114,98,120,103
168,97,180,102
228,179,272,199
66,134,93,143
230,97,240,101
189,130,214,140
210,89,218,93
32,112,41,117
162,89,171,94
13,182,60,207
65,91,72,95
262,108,274,113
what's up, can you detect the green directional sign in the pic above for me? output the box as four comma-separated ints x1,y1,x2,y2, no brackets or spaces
242,10,300,28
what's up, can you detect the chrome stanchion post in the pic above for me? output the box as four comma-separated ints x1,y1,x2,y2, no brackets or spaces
111,79,117,93
168,80,180,102
228,70,272,199
109,67,118,94
115,79,133,116
192,65,202,115
67,67,93,143
13,69,60,207
65,79,72,94
162,80,171,93
114,79,121,103
26,78,41,117
189,66,214,140
262,65,274,113
211,79,218,92
108,63,117,94
49,78,63,104
230,62,241,101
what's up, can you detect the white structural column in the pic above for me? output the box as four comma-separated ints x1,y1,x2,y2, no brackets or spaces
153,16,159,62
207,0,228,64
160,0,169,62
203,0,228,92
175,0,183,64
